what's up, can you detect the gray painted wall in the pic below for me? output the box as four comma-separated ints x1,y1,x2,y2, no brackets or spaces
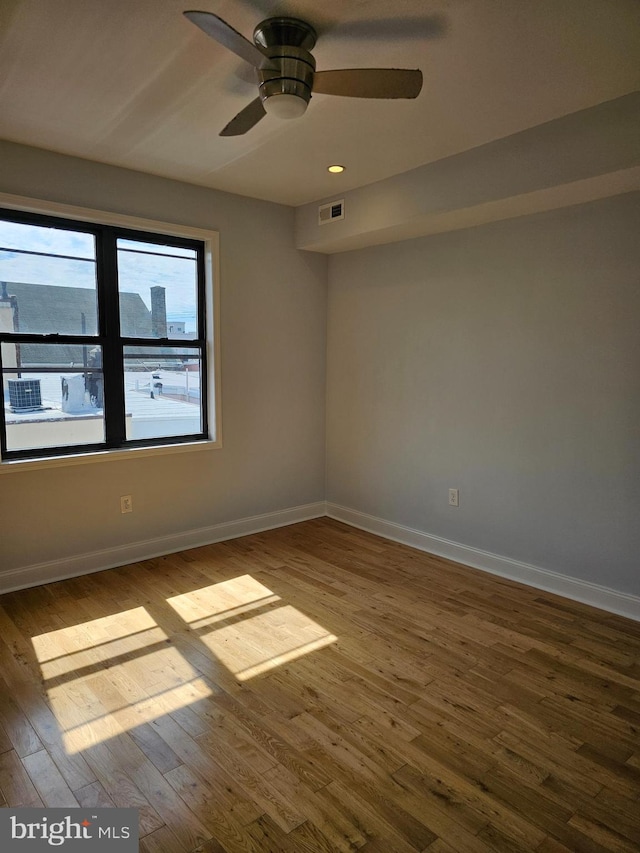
326,194,640,594
1,142,637,601
0,141,328,571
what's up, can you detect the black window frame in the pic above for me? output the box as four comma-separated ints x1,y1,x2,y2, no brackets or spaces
0,206,209,461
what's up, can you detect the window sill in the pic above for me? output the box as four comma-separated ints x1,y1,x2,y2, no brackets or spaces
0,438,221,473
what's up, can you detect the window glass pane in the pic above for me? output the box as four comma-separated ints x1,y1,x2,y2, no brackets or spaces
117,239,198,340
0,207,211,461
123,346,203,440
2,343,105,452
0,220,97,335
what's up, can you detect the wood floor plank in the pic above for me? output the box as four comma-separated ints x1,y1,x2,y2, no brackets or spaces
74,779,116,809
197,726,307,834
75,742,165,836
285,818,362,853
150,714,264,826
320,778,433,853
125,759,210,853
262,760,367,852
0,748,40,806
0,673,96,791
243,814,301,853
0,517,638,852
205,692,333,791
139,824,192,853
0,722,13,755
0,681,43,757
163,763,260,851
22,748,80,807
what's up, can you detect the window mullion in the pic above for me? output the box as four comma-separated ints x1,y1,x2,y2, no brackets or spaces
97,227,126,447
196,244,208,438
0,342,8,459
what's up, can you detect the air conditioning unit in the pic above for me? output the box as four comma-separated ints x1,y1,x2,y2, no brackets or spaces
8,378,43,412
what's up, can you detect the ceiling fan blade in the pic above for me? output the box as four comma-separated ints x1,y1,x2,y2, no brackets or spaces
184,10,275,70
220,97,266,136
313,68,423,99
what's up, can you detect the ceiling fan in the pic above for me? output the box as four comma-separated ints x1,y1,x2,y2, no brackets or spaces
184,10,423,136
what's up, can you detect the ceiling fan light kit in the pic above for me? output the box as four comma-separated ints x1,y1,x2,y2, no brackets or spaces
184,10,423,136
263,92,308,119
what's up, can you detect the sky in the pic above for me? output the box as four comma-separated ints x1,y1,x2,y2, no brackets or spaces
0,219,198,331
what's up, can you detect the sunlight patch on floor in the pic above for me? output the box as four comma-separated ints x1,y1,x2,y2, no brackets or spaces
31,606,212,754
31,606,167,681
47,675,213,754
233,633,338,680
31,576,337,754
167,574,279,623
167,580,338,681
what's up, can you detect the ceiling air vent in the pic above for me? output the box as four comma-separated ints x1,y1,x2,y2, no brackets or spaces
318,199,344,225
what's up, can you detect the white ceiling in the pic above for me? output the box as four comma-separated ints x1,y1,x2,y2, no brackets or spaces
0,0,638,206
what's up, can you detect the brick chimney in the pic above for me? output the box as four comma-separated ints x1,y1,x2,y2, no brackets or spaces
150,286,167,338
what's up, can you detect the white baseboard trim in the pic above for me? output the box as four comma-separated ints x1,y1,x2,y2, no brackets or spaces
5,500,639,623
327,503,640,623
0,502,327,595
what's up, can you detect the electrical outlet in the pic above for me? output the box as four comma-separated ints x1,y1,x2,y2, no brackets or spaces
120,495,133,514
448,488,459,507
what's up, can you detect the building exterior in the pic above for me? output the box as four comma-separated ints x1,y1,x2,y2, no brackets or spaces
2,281,200,450
1,280,165,364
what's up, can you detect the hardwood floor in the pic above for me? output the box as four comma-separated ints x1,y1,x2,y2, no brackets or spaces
0,517,639,852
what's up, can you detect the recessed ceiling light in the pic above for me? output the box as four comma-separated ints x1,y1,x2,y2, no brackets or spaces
327,164,345,173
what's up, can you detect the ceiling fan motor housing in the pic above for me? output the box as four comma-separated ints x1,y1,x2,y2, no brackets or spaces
253,18,317,118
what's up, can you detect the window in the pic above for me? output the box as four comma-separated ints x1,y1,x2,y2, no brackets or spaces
0,204,217,462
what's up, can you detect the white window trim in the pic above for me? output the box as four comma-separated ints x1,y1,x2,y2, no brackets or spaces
0,192,222,471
